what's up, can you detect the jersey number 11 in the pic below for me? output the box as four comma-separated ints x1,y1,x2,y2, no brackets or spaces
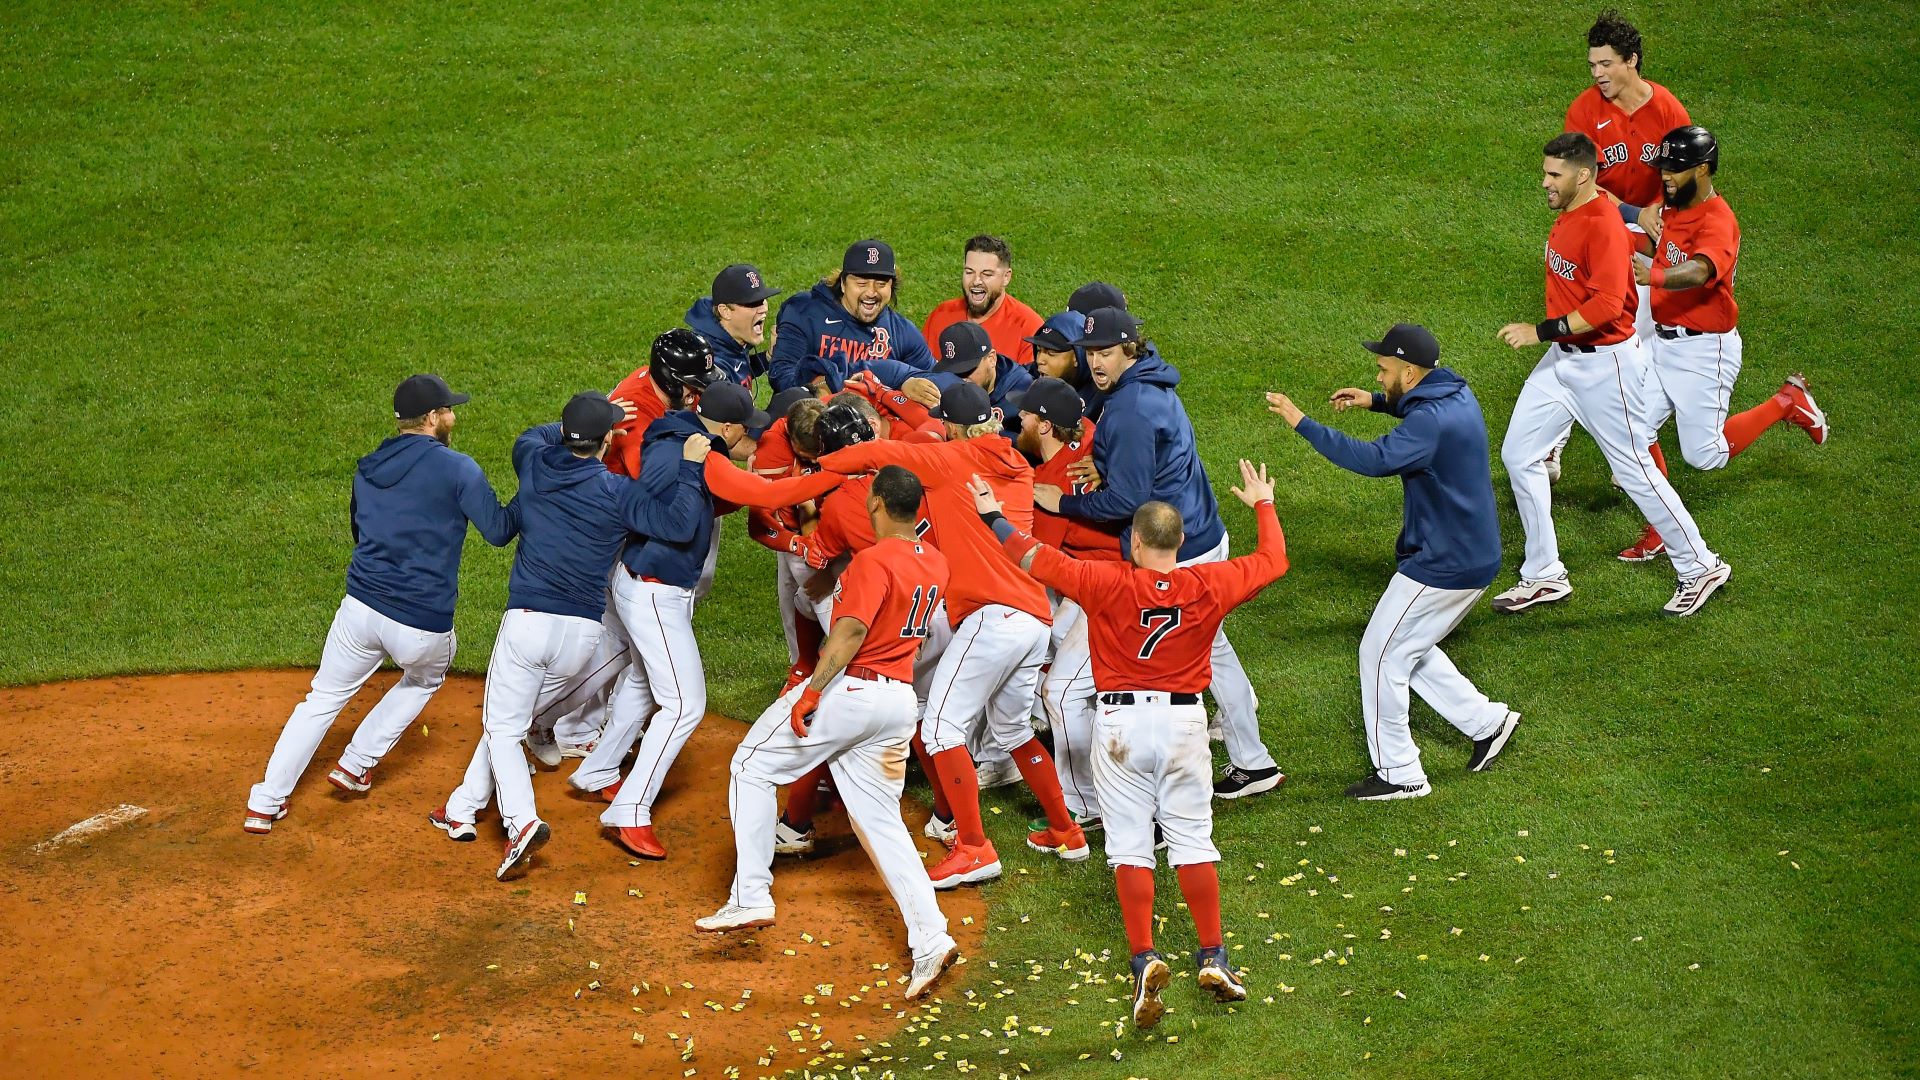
901,585,942,639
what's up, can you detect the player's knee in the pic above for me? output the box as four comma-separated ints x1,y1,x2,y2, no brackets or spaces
1681,442,1728,471
1499,439,1537,476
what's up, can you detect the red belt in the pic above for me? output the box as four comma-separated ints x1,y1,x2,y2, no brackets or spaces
624,567,666,584
846,665,904,684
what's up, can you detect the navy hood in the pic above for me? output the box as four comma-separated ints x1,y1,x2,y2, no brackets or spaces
685,297,760,387
358,434,442,489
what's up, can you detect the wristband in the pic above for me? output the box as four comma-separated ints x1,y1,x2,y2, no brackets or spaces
979,509,1006,529
1535,316,1571,342
1649,264,1667,289
1618,201,1644,227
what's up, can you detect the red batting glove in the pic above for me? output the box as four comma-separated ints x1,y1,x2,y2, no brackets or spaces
789,687,822,738
788,533,829,570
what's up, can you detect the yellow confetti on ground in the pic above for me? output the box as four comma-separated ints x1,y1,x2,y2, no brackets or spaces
573,892,588,906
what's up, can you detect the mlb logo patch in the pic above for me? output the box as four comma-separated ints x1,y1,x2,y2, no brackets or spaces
1155,580,1170,591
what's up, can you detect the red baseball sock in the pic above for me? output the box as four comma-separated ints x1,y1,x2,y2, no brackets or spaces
1115,865,1156,954
1648,441,1669,476
1009,737,1073,832
1176,862,1224,949
931,747,987,847
1723,392,1791,458
783,763,830,830
912,731,951,821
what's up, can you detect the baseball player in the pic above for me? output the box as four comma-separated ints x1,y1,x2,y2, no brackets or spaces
970,458,1288,1028
1267,324,1520,800
1495,132,1732,617
1036,307,1284,799
920,234,1044,365
746,389,835,675
436,394,710,879
685,263,783,389
818,381,1088,889
697,465,961,1002
899,322,1033,438
1608,125,1830,561
1024,313,1097,413
768,239,934,393
244,375,516,833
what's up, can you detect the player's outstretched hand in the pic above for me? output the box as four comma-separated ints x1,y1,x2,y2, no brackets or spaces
1265,391,1305,428
1329,388,1372,412
968,474,1003,516
1064,458,1102,491
1497,323,1542,349
682,435,711,462
1636,204,1664,243
1632,261,1652,286
901,377,944,410
789,533,830,570
789,686,822,738
1229,459,1275,507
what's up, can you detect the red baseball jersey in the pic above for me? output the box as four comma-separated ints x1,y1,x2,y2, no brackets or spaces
812,474,936,560
1031,422,1124,560
842,371,945,440
832,535,951,682
1649,193,1740,333
1545,196,1638,346
923,294,1044,366
821,434,1050,627
605,367,673,479
1009,501,1287,693
1564,82,1691,208
745,416,816,551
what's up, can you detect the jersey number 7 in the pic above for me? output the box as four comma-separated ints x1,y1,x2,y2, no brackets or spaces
1138,606,1182,659
901,585,941,639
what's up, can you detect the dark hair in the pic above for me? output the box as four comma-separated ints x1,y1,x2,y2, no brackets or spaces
563,435,604,456
1133,501,1184,552
963,234,1012,267
1587,9,1642,72
1544,131,1599,170
787,397,828,458
828,391,882,427
827,268,903,311
871,465,923,522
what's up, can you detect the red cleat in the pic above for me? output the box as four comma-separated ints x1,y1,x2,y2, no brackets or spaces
1025,825,1091,862
608,824,666,860
597,778,623,803
1780,373,1829,446
1616,524,1666,563
928,841,1002,890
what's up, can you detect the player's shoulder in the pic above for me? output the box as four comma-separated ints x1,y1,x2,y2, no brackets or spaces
1565,85,1604,123
1646,81,1689,118
1000,294,1043,326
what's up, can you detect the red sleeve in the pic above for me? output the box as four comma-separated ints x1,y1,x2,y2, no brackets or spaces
1576,216,1631,330
753,423,796,476
704,455,844,508
922,303,957,355
1005,529,1111,607
1190,501,1288,608
1692,209,1738,285
831,550,887,630
820,440,955,489
747,506,798,553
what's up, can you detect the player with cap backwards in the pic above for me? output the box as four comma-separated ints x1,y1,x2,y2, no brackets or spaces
921,234,1044,366
768,239,935,393
685,263,784,389
244,375,516,834
1267,324,1520,801
1038,307,1286,799
435,393,710,878
1496,132,1732,617
901,322,1034,437
1604,125,1829,562
970,457,1288,1028
819,381,1090,888
698,465,963,1002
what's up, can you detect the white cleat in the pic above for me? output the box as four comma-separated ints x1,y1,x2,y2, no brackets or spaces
773,819,816,856
695,903,776,933
905,942,960,1000
923,813,958,846
1491,575,1572,613
1664,561,1732,617
524,733,563,769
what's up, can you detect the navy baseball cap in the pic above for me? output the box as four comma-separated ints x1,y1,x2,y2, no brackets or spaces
697,380,773,429
1023,311,1084,353
933,321,994,375
767,386,815,423
394,374,469,419
842,239,897,280
1076,306,1141,350
1068,281,1127,315
1362,323,1440,368
712,263,782,306
561,391,625,442
927,381,994,426
1010,376,1083,428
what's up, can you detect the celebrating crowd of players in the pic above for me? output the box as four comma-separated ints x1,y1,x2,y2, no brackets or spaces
240,9,1829,1028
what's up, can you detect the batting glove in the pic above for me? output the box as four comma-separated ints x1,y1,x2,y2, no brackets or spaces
788,534,829,570
790,686,822,738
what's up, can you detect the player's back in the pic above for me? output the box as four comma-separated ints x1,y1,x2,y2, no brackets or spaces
1080,563,1239,694
839,536,951,681
606,366,668,479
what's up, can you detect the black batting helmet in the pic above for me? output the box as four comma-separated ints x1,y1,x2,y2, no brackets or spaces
1652,125,1719,175
649,328,721,393
816,402,876,454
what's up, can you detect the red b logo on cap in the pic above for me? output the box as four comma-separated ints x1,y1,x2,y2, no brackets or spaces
865,247,879,265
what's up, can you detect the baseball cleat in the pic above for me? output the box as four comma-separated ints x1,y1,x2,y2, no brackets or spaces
1027,811,1101,834
695,903,776,933
1025,824,1091,861
928,842,1002,890
608,824,666,860
1345,771,1432,801
1196,945,1249,1003
923,812,958,846
243,805,288,834
1543,441,1564,485
1781,373,1829,445
1129,950,1172,1029
773,817,816,856
429,805,477,841
905,941,961,1000
974,757,1022,790
524,733,563,769
1664,561,1732,617
326,765,371,794
558,740,597,760
593,779,623,803
1616,524,1666,563
495,820,550,881
1491,575,1572,613
1468,712,1522,772
1214,765,1284,800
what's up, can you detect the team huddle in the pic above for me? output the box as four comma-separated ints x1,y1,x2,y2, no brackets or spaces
240,9,1828,1031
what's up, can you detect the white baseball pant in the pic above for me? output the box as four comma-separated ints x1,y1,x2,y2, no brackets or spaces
1092,696,1218,869
248,594,454,815
1501,339,1719,582
920,605,1050,756
1041,598,1101,819
1178,532,1277,772
774,550,811,666
445,609,603,834
1642,329,1744,471
599,572,705,828
529,569,630,742
1360,574,1510,786
725,677,956,964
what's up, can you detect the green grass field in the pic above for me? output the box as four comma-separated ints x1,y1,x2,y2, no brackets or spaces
5,1,1917,1076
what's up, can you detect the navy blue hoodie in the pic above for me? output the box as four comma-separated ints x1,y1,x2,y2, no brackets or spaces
684,297,764,389
620,412,720,588
925,352,1034,436
1029,310,1105,421
1293,368,1502,590
768,281,934,392
1056,347,1225,562
346,434,516,633
506,424,709,620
